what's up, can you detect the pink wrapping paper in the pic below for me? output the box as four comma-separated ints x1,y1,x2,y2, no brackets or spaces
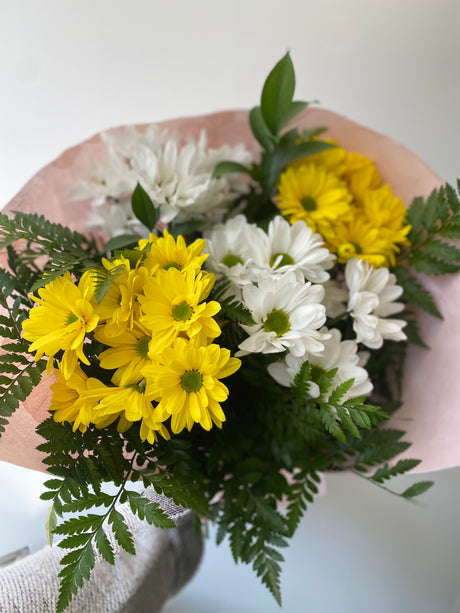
0,108,451,473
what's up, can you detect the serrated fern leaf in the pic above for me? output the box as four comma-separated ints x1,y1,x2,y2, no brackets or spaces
87,264,124,304
407,184,460,275
56,543,95,613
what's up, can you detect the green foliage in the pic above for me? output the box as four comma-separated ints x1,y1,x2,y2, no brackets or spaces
406,183,460,275
0,212,100,289
131,182,159,231
212,53,333,223
0,268,47,435
88,264,125,304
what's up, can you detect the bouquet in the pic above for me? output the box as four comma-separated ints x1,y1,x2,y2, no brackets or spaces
0,53,458,611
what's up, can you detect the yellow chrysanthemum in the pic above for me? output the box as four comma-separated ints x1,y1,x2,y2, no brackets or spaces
328,213,399,267
362,185,411,246
81,375,170,444
94,257,150,337
49,365,100,432
139,267,221,352
22,271,98,378
276,164,352,236
343,152,381,204
143,230,207,274
292,139,347,176
143,337,241,434
95,323,156,386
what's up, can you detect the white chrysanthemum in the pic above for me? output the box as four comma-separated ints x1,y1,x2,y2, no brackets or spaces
345,258,407,349
236,272,328,357
132,129,251,224
267,327,373,401
204,215,267,288
69,151,137,207
321,279,348,319
72,126,252,237
261,217,335,283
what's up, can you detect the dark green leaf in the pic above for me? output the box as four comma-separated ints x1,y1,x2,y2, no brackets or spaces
212,161,252,179
261,53,295,135
401,480,434,499
131,183,159,231
104,234,139,252
249,106,276,150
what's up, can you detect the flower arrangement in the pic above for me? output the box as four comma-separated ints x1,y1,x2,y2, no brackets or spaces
1,53,459,611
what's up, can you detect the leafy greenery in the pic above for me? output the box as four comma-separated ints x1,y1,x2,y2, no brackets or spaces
0,212,100,290
406,182,460,275
213,52,333,223
0,268,46,435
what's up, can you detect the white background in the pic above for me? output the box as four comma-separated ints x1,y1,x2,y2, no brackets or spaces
1,1,460,612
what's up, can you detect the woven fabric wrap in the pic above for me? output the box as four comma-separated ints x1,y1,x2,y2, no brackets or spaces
0,488,202,613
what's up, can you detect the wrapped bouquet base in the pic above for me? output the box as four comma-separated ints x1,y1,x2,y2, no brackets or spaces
0,107,450,473
1,55,458,612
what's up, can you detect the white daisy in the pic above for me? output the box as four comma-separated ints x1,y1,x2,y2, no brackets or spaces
73,125,252,237
345,258,407,349
236,272,328,357
261,217,335,283
132,130,251,224
204,215,267,288
268,327,373,401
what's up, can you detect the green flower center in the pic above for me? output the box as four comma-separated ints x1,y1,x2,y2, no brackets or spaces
221,253,244,268
301,196,317,212
338,242,362,260
136,336,151,359
172,302,193,321
66,312,79,326
180,370,203,393
164,262,182,271
263,309,290,336
270,252,295,268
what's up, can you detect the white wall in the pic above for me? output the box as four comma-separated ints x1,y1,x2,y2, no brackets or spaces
1,1,460,611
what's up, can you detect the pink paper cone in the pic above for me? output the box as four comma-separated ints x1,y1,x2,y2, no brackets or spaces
0,109,450,472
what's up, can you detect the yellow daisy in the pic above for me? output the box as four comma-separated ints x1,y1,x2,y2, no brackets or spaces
291,139,347,176
95,323,157,386
276,164,352,237
143,230,208,274
343,152,381,204
81,375,170,444
362,185,411,246
94,257,150,337
328,213,398,268
49,364,100,433
22,271,98,378
143,337,241,434
139,267,221,352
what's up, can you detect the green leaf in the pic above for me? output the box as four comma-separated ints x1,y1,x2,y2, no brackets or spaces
94,529,115,565
277,100,309,130
108,509,135,555
261,53,295,135
104,234,139,252
46,505,57,546
56,543,95,613
249,106,276,150
401,480,434,499
212,160,252,179
131,183,159,231
371,459,421,483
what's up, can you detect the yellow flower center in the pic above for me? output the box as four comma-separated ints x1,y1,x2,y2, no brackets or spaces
136,336,151,359
301,196,317,212
270,252,295,268
338,242,362,260
172,302,193,321
180,370,203,393
263,310,290,336
221,253,244,268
